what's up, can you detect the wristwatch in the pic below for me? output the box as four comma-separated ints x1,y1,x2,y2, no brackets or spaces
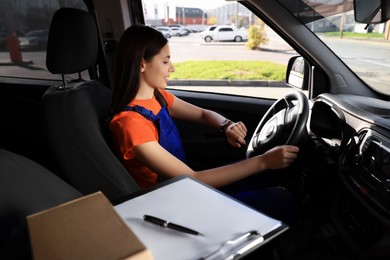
219,119,233,132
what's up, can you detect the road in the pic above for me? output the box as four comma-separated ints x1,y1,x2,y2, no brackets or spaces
169,31,296,65
322,36,390,92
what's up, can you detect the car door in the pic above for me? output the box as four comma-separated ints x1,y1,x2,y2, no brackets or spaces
170,90,274,170
215,27,234,41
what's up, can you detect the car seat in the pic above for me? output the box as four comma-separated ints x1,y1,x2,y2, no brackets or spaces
0,148,82,259
42,7,139,203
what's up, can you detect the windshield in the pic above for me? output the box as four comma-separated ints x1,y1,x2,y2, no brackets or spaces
276,0,390,95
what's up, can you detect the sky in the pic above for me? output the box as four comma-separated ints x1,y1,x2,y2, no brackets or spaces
144,0,228,10
172,0,227,9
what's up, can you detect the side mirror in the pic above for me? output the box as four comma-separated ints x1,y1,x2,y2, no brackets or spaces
286,56,309,90
354,0,390,24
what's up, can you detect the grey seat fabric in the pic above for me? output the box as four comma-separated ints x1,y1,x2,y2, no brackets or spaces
42,7,139,202
0,148,82,260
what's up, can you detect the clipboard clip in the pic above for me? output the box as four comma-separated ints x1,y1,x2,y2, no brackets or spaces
199,230,263,260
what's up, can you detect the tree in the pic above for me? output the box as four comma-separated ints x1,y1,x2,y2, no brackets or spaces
245,25,268,50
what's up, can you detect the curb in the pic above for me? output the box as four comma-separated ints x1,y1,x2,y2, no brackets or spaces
168,79,287,87
0,59,33,66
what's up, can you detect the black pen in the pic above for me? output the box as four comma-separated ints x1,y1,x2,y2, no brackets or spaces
143,215,204,236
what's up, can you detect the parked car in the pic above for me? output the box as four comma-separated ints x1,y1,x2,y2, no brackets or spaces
156,26,172,38
168,25,188,36
199,25,217,42
184,25,199,33
0,29,10,50
200,25,248,42
18,29,49,50
1,0,390,260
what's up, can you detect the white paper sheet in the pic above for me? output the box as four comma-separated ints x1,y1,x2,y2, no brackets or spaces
114,177,283,260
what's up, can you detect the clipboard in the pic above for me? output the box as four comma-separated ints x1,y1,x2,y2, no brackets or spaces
114,176,288,260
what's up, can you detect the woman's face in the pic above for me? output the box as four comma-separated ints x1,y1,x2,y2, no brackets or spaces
140,43,175,90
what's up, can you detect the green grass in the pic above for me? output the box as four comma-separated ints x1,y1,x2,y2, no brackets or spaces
171,60,286,81
323,32,385,39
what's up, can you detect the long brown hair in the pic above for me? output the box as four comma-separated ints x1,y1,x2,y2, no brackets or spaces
110,25,168,116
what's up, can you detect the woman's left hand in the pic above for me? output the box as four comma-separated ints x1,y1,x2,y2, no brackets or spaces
225,121,247,148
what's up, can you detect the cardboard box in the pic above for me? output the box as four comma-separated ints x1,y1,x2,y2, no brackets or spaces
27,192,153,260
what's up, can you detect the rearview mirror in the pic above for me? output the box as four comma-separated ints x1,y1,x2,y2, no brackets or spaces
354,0,390,24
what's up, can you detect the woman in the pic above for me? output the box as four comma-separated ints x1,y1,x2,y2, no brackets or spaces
109,25,299,221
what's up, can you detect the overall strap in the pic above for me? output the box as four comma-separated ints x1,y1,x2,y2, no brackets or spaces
120,90,168,121
121,105,158,123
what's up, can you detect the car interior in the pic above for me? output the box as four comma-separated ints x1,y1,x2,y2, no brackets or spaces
0,0,390,259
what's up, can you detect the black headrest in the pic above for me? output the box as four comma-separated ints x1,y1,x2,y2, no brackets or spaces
46,8,98,74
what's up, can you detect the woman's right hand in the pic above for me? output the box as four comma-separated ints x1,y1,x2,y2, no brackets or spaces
260,145,300,170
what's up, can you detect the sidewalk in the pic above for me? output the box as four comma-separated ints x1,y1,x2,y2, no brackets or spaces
168,79,287,87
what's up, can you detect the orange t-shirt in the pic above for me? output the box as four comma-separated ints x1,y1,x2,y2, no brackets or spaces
109,90,175,188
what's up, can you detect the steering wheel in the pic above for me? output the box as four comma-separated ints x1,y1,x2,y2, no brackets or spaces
246,91,309,158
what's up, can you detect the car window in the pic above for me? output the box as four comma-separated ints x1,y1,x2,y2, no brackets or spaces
141,0,299,99
0,0,89,81
220,28,233,32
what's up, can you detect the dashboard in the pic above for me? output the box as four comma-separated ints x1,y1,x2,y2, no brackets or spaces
348,130,390,213
308,93,390,257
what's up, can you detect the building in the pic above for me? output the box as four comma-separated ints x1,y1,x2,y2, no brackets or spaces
143,2,207,27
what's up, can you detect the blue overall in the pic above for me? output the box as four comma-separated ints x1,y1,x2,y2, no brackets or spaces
121,105,187,163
